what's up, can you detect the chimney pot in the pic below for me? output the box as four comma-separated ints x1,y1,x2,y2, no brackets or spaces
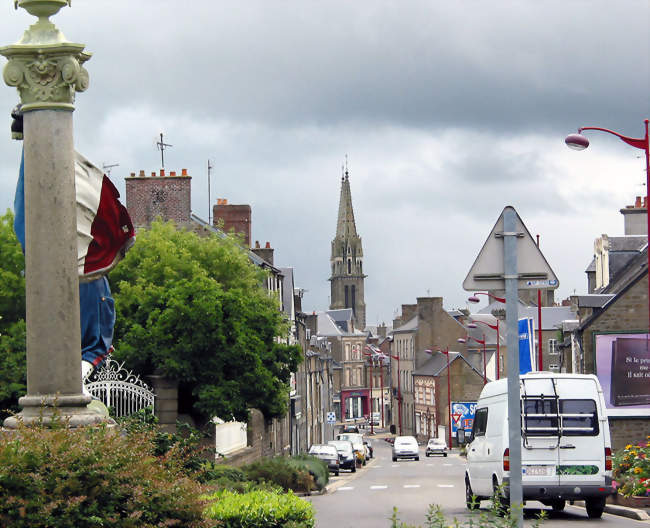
182,168,187,176
151,172,156,177
224,199,228,205
139,170,145,177
255,240,260,248
636,196,642,208
170,171,176,177
160,169,165,177
265,241,271,248
130,172,135,177
645,196,648,209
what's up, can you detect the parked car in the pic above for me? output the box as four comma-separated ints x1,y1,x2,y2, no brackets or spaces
370,412,381,426
341,424,360,433
465,373,615,518
308,444,340,476
425,437,448,457
392,435,419,461
328,440,356,472
337,432,367,466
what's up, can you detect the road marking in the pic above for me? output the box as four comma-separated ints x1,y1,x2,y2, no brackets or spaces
437,484,455,488
443,463,453,466
391,464,399,467
403,484,421,488
373,465,383,468
338,486,354,491
370,485,388,490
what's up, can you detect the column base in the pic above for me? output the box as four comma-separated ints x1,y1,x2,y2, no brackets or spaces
3,393,115,428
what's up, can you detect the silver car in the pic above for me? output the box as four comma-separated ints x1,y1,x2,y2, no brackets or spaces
425,437,448,457
392,435,419,461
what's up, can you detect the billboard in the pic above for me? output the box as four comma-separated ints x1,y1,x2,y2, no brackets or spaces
595,333,650,417
451,401,476,433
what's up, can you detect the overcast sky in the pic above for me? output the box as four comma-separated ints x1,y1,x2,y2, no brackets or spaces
1,1,648,325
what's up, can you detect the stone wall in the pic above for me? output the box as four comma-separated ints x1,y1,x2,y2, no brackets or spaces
609,417,650,451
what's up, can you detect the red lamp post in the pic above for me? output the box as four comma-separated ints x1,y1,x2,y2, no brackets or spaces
425,348,452,449
363,347,375,435
467,292,505,304
458,335,487,385
389,352,402,435
566,120,650,335
467,319,501,379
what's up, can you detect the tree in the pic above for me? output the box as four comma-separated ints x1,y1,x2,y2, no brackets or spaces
109,220,301,424
0,210,26,418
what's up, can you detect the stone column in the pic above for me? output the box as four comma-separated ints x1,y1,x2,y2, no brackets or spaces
1,0,105,427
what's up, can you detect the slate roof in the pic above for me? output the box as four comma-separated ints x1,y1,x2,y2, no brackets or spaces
519,305,576,331
573,294,614,308
393,315,418,333
279,267,294,317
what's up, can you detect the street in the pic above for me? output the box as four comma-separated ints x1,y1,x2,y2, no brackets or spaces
307,439,648,528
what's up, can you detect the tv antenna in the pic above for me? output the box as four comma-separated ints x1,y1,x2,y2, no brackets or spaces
102,162,119,176
156,133,172,169
208,159,213,225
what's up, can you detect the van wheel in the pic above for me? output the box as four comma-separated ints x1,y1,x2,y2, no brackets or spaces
550,500,565,512
465,477,478,510
351,465,356,473
585,497,605,519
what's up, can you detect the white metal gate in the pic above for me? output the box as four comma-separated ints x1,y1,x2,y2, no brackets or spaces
85,357,155,417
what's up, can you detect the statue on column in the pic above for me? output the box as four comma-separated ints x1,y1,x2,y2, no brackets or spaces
11,105,135,386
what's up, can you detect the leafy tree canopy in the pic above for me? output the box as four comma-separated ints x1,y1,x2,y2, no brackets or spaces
109,220,301,424
0,210,26,418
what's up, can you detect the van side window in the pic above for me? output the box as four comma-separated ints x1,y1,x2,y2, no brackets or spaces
522,398,559,436
560,399,599,436
473,408,488,437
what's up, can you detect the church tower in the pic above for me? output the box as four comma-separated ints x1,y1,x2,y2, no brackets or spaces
329,167,367,330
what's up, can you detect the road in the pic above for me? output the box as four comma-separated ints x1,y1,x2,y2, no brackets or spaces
307,439,648,528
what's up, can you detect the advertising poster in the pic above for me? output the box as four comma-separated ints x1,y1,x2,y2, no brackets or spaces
595,333,650,417
451,401,476,433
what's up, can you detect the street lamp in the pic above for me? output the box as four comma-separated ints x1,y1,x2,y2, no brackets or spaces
566,120,650,334
468,319,501,379
389,351,402,435
467,292,505,304
424,348,452,449
458,335,487,385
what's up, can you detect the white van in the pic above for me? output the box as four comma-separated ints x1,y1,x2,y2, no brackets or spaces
465,373,615,519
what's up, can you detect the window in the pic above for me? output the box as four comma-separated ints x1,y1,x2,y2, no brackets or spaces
560,399,599,436
473,408,488,437
522,398,559,436
548,339,558,355
347,259,351,274
344,285,349,307
345,344,351,360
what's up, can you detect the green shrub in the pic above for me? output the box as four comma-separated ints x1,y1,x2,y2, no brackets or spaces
288,454,329,490
242,456,314,493
203,489,314,527
0,417,211,528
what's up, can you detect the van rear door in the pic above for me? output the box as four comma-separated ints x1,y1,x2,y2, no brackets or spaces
521,395,561,489
557,381,605,489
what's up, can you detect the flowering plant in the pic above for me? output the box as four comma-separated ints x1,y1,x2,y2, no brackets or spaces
612,437,650,497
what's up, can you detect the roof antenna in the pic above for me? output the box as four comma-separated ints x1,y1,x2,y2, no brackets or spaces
102,162,119,176
207,159,213,226
156,133,173,169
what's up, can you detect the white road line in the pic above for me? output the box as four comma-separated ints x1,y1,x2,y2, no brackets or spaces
437,484,455,488
443,463,453,466
338,487,354,491
373,465,382,468
370,485,388,490
403,484,421,488
391,464,399,468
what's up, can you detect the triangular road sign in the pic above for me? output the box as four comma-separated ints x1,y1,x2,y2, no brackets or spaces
452,413,463,426
463,206,559,291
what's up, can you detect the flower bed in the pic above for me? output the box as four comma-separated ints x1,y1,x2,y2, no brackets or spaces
612,438,650,498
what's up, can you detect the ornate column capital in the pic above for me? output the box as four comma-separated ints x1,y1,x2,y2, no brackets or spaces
0,0,91,111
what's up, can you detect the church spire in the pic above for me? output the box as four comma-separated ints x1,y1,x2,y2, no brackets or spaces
330,159,366,330
336,164,358,239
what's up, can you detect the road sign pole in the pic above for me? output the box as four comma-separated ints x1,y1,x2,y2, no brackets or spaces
504,207,523,527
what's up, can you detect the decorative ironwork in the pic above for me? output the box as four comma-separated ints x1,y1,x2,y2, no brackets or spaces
85,357,155,418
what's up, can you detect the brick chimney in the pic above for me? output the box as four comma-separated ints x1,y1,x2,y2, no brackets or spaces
401,304,417,323
251,241,274,266
125,168,191,228
620,196,648,235
213,199,251,247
